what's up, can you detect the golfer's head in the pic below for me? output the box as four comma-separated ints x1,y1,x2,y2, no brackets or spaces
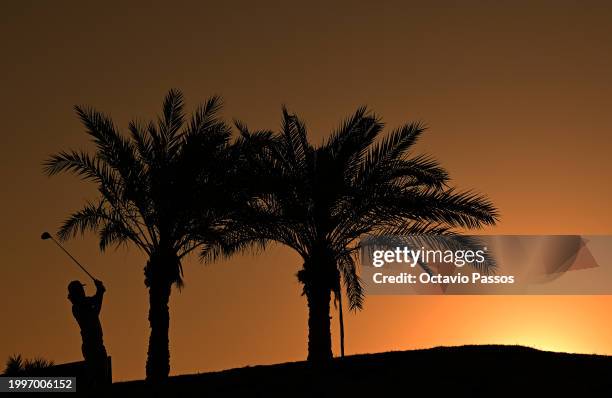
67,280,85,302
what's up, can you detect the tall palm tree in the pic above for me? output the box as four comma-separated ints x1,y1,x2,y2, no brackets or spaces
233,107,499,362
44,89,242,381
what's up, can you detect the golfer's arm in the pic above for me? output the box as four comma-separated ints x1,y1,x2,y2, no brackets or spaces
93,287,105,313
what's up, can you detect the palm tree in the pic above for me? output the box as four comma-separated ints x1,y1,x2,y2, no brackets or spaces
234,107,499,362
44,89,243,381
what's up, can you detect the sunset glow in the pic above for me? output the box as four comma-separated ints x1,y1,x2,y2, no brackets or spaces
2,1,612,383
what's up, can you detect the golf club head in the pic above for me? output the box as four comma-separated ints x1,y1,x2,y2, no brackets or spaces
41,232,52,240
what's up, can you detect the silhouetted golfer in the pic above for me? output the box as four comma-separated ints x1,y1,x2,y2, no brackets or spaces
67,279,108,387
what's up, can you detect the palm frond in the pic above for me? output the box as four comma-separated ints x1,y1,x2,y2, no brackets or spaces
183,95,224,138
128,120,154,165
57,199,108,241
337,254,364,311
402,188,499,229
324,107,383,177
43,150,117,186
160,88,185,143
279,106,311,173
392,155,449,189
74,105,138,172
98,216,133,251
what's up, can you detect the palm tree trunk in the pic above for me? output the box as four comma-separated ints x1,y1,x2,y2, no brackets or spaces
306,283,333,362
145,278,172,381
144,249,176,382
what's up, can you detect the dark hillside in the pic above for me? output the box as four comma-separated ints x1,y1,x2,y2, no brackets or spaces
113,345,612,396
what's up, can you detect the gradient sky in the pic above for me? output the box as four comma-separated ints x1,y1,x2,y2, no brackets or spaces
1,1,612,381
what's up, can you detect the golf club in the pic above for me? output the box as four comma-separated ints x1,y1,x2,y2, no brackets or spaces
41,231,96,281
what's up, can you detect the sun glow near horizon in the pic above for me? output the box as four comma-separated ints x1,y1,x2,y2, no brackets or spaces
339,295,612,362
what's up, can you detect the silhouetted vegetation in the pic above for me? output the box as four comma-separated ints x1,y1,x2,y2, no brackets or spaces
43,89,500,382
232,107,498,361
3,354,54,376
44,89,255,382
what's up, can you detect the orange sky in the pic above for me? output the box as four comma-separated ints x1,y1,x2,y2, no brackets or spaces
1,1,612,381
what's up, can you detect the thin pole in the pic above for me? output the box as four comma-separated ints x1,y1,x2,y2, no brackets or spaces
338,292,345,358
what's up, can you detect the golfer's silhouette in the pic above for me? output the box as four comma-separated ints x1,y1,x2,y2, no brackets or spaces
67,279,108,387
